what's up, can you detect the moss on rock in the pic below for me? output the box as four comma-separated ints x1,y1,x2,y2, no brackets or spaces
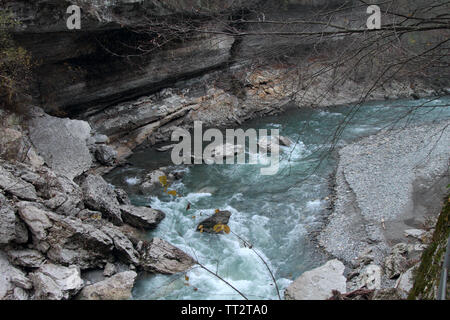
408,193,450,299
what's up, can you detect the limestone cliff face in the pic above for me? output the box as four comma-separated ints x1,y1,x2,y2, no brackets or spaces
3,0,248,115
4,0,356,116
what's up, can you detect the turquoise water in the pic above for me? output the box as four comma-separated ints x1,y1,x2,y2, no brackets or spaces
105,96,450,300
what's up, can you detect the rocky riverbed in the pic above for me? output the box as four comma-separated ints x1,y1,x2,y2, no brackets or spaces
1,98,449,300
1,0,449,301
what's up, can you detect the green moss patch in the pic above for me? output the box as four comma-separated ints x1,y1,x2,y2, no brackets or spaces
408,194,450,299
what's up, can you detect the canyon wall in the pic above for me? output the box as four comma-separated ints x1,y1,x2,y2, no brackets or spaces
4,0,361,116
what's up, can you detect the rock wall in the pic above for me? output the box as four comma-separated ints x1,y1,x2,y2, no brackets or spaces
4,0,364,116
5,0,254,114
0,108,195,300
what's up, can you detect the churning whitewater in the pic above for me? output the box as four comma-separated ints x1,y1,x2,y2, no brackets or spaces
105,97,450,300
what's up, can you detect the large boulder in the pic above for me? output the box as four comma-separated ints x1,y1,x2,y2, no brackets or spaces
30,263,84,300
139,238,195,274
17,202,114,269
80,174,123,226
120,205,165,229
285,259,347,300
76,271,137,300
196,210,231,233
28,113,92,180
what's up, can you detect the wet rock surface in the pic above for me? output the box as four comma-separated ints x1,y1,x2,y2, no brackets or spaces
196,210,232,233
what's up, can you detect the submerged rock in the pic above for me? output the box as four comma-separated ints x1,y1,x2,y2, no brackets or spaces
284,259,347,300
139,238,195,274
196,210,231,233
279,136,293,147
77,271,137,300
258,136,280,153
210,143,244,159
156,144,176,152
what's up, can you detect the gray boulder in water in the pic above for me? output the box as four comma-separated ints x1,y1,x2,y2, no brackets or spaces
196,210,231,233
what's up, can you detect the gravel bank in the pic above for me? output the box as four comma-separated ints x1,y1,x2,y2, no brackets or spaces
319,120,450,268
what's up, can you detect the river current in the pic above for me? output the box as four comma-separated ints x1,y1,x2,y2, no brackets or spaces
105,97,450,300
